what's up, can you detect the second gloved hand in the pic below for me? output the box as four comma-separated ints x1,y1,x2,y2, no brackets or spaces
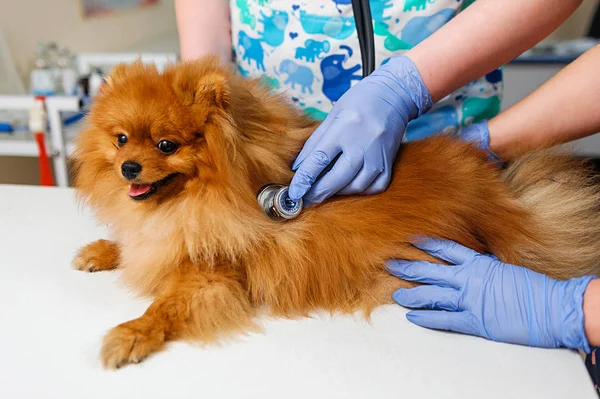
387,237,595,352
457,121,502,165
288,56,432,204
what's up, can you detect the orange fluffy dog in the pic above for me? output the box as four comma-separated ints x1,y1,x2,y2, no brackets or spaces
72,57,600,369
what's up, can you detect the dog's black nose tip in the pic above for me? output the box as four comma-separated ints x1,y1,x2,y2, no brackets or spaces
121,161,142,180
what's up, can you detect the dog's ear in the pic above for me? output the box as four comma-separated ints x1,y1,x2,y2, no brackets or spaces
174,61,230,109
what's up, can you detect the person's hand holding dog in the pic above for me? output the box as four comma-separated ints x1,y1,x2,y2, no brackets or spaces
456,121,503,164
387,237,596,352
288,56,432,204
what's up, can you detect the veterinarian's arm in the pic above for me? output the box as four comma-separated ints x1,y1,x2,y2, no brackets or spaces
175,0,232,62
387,237,599,351
407,0,583,103
289,0,582,204
471,44,600,160
584,279,600,348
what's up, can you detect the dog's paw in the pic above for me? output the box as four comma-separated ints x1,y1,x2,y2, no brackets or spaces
72,240,120,272
101,321,165,369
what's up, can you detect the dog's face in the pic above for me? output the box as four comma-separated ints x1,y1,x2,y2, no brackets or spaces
103,103,196,202
74,59,241,206
74,57,315,229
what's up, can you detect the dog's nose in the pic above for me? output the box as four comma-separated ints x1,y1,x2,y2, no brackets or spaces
121,161,142,180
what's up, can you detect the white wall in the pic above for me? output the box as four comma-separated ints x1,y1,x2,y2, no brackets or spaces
1,0,177,84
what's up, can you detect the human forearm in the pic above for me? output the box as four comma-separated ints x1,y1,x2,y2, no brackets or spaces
488,45,600,159
406,0,583,103
175,0,232,62
584,279,600,347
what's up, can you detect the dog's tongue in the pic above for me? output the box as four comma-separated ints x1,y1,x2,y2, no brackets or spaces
129,184,151,197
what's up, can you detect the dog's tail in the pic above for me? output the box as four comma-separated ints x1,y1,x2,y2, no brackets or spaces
500,151,600,279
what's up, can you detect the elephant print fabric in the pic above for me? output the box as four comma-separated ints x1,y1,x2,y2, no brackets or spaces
230,0,503,141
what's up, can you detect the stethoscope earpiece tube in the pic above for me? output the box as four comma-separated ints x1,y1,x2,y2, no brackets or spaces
352,0,375,77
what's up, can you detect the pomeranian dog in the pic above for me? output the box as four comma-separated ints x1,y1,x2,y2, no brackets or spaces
72,57,600,369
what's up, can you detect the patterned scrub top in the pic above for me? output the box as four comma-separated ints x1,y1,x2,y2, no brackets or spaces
230,0,503,141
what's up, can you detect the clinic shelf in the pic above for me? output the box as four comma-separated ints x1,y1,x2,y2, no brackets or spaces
0,132,42,157
0,134,77,158
0,113,81,158
0,95,79,186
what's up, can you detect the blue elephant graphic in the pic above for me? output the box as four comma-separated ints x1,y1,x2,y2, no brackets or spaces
259,74,280,90
238,31,266,71
403,0,437,12
236,0,256,29
371,0,393,27
372,0,413,52
295,40,331,63
485,68,503,85
279,59,314,94
401,8,455,47
331,0,351,13
259,10,289,48
320,46,362,103
237,65,250,77
405,105,459,141
298,10,356,40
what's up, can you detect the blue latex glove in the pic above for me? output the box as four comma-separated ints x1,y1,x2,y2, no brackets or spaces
457,121,502,165
288,55,432,203
386,237,595,353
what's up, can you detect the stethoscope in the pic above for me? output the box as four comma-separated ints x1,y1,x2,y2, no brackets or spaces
257,0,375,221
352,0,376,78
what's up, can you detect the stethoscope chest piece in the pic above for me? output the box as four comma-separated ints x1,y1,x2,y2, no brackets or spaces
257,184,303,221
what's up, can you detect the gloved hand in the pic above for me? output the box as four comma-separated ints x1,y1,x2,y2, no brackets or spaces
288,55,432,203
457,121,502,165
386,237,595,353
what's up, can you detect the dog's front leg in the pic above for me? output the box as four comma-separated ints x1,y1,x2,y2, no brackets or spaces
101,267,255,369
72,239,121,272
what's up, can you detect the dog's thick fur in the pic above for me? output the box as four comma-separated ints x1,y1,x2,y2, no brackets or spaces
72,57,600,369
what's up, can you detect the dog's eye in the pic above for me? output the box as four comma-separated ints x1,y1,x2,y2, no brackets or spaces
117,134,128,147
157,140,179,154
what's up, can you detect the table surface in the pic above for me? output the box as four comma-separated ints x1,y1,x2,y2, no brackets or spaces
0,184,596,399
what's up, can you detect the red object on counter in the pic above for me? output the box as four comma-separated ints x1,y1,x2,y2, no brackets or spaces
34,132,55,186
30,96,55,186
